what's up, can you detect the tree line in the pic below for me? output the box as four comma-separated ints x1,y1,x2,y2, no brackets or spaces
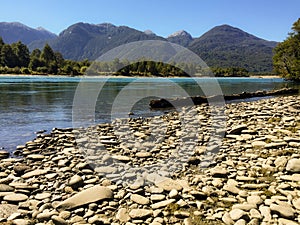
0,38,90,75
273,18,300,81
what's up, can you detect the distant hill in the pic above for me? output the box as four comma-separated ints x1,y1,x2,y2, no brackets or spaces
0,22,57,45
188,25,278,72
1,22,278,73
167,30,194,47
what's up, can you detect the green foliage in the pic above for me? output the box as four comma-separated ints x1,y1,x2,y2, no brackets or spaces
212,67,249,77
0,37,91,75
273,18,300,81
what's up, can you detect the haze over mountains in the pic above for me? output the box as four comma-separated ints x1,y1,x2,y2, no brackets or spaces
0,22,278,72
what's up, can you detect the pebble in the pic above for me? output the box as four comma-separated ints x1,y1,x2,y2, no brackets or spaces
3,193,28,202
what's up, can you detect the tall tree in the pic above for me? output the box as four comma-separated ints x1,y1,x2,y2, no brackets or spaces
11,41,30,67
0,44,18,67
40,43,56,65
273,18,300,81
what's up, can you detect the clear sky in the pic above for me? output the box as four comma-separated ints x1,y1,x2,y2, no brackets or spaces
1,0,299,41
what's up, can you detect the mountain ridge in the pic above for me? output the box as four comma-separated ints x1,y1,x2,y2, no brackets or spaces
0,22,278,72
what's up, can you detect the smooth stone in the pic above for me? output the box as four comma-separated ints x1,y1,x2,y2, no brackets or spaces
3,193,28,202
169,189,179,198
210,167,229,178
21,169,48,179
232,203,257,211
150,194,165,201
136,152,152,158
94,166,117,174
11,219,31,225
68,175,84,189
270,203,295,219
116,208,130,222
155,178,183,191
278,218,299,225
286,158,300,173
224,184,240,195
249,208,262,219
129,209,152,219
274,156,288,168
247,195,263,205
51,215,68,225
37,211,58,221
234,219,246,225
229,209,246,221
112,155,131,162
280,174,300,182
0,184,14,192
251,141,266,148
35,192,51,200
292,198,300,210
130,194,149,205
27,154,45,160
259,206,271,222
222,212,234,225
56,185,113,210
151,199,176,209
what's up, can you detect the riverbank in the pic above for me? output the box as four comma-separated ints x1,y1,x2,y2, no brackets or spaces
0,95,300,224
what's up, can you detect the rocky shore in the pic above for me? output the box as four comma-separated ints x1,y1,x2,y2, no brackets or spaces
0,95,300,225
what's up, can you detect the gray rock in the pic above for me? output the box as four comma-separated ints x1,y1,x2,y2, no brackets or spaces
56,185,113,210
286,158,300,173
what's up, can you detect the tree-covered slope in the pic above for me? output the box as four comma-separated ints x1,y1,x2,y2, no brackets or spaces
188,25,278,72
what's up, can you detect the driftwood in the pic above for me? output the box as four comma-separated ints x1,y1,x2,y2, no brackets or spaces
149,88,299,109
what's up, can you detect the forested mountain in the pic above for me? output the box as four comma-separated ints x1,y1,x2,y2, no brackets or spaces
0,22,278,73
0,22,57,45
28,23,165,61
188,25,278,72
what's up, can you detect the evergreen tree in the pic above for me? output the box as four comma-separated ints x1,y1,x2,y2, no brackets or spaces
40,44,56,65
11,41,30,67
0,44,18,67
273,18,300,81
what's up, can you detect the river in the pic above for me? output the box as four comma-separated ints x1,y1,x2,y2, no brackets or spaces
0,75,298,152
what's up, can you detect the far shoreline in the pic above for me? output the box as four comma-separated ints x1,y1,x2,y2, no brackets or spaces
0,74,282,79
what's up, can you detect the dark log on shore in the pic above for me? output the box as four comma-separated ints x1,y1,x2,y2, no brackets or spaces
149,88,299,109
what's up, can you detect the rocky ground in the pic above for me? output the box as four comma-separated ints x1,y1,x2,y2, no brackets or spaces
0,95,300,225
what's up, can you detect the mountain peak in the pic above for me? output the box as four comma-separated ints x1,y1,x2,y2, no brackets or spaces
144,29,155,35
168,30,192,38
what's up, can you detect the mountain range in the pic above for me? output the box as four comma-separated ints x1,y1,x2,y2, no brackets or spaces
0,22,278,72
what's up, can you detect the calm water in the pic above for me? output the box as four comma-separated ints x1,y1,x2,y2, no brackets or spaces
0,75,298,152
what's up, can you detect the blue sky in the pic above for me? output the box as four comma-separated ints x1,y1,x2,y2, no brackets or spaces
1,0,299,41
